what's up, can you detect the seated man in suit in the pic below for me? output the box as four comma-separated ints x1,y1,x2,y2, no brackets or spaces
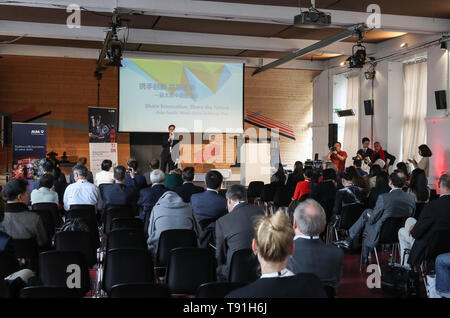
190,170,227,222
404,173,450,267
102,165,138,213
334,171,415,265
174,166,204,203
287,199,344,291
69,157,94,184
215,184,265,281
0,179,49,249
137,169,167,219
124,158,147,191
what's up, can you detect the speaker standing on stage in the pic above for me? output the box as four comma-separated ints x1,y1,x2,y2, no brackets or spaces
161,124,178,173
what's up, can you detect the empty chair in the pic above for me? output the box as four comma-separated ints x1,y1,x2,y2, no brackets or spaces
106,229,146,251
196,282,246,298
102,248,154,295
19,286,82,298
372,216,408,268
103,207,133,234
155,229,198,268
54,231,97,267
31,209,55,241
109,283,170,298
39,250,91,295
66,209,100,249
111,217,144,232
228,248,260,283
331,203,366,242
32,202,62,228
166,247,216,295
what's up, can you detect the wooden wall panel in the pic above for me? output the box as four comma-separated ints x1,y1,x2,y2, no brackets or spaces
0,55,129,175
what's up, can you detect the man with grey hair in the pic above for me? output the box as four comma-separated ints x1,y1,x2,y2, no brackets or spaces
137,169,167,219
63,164,102,211
287,199,344,291
215,184,264,281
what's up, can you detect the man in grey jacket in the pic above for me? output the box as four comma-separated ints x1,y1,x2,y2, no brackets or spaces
147,191,199,257
335,171,415,265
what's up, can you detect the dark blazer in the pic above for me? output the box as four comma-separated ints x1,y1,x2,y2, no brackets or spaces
190,190,227,222
332,185,366,216
174,182,205,203
311,181,337,221
161,133,179,159
69,170,94,184
215,203,264,279
137,184,168,214
364,188,415,248
357,147,374,159
287,238,344,289
225,273,327,298
102,182,138,210
125,173,147,191
409,195,450,266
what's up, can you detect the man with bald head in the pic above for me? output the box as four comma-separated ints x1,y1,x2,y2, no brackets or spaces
287,199,344,291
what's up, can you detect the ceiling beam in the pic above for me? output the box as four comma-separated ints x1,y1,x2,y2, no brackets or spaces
2,0,449,34
0,20,375,55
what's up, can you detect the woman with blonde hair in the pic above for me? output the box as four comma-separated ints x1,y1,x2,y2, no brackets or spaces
226,211,326,298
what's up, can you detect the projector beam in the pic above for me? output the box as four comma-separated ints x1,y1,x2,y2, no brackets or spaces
252,23,365,76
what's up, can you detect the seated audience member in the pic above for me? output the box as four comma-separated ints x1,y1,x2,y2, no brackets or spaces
215,184,265,281
335,172,415,265
53,167,67,206
346,166,369,192
95,159,114,186
330,168,366,222
63,165,102,212
191,170,227,222
286,161,305,198
137,169,167,218
271,163,287,185
30,174,59,206
408,168,430,203
102,165,138,210
143,159,160,186
124,159,147,190
287,199,344,290
292,166,313,201
368,164,383,188
310,169,337,222
69,157,94,184
164,168,183,190
356,137,374,161
367,171,390,209
353,159,368,176
32,159,54,190
147,191,199,256
174,167,204,203
396,162,410,181
408,144,432,178
226,211,326,298
399,173,450,267
0,179,48,248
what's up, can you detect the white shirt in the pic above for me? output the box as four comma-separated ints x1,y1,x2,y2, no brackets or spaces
30,187,59,206
294,235,320,240
260,268,294,279
390,188,403,193
95,170,114,186
206,188,219,193
63,179,102,211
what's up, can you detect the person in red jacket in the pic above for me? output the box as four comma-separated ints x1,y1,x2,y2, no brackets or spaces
326,142,347,174
292,166,313,200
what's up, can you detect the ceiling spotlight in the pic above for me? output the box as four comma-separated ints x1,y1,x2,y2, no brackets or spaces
441,41,448,50
340,61,345,67
400,42,408,48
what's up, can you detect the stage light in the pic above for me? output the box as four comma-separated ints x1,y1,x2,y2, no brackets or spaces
441,41,448,50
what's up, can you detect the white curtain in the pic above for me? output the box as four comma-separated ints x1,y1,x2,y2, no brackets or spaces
402,62,427,163
343,75,359,160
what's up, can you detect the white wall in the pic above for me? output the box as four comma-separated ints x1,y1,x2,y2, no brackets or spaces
312,69,332,160
426,45,450,187
332,73,348,144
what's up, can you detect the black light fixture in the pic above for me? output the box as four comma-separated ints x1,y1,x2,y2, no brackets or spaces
346,31,367,68
441,41,448,50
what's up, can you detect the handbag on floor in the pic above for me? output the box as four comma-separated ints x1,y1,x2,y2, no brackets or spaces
380,263,420,297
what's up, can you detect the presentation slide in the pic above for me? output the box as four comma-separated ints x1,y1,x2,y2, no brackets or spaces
119,58,244,133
